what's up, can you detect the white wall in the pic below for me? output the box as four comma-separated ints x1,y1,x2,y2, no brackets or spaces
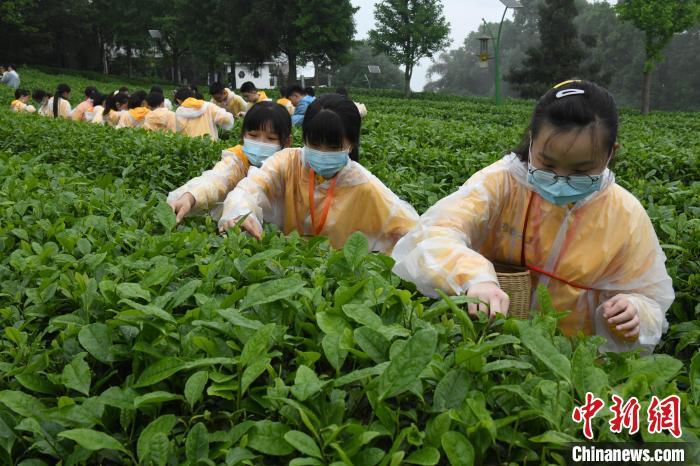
234,64,277,90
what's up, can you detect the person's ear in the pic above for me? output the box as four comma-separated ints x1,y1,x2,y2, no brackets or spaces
609,142,620,162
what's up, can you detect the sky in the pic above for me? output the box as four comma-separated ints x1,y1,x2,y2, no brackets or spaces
350,0,518,91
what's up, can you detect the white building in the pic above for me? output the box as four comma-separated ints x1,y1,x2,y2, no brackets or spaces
208,62,319,89
233,63,278,89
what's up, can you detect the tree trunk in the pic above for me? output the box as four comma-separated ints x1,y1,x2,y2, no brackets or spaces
230,59,237,89
126,43,133,78
642,68,652,116
98,30,108,75
313,59,320,89
404,64,413,98
287,51,298,85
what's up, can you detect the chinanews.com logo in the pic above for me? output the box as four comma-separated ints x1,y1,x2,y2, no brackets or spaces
564,392,695,465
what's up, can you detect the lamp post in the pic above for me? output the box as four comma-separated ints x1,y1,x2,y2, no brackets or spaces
148,30,162,79
478,0,523,105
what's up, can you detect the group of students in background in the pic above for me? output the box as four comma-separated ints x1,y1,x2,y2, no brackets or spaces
9,78,366,142
6,75,674,354
1,64,21,89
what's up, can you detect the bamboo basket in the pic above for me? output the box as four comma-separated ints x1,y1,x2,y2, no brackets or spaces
494,263,532,320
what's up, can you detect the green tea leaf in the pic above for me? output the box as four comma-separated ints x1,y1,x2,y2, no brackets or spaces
691,352,700,404
134,391,181,409
135,357,187,387
343,304,383,328
516,321,571,383
284,430,322,459
186,422,209,463
78,323,115,363
184,371,208,409
375,327,437,400
433,368,470,411
481,359,534,373
154,201,176,231
61,352,91,395
354,326,390,363
240,323,276,367
0,390,46,417
291,365,326,401
441,431,474,466
247,420,293,456
58,428,125,452
137,415,177,462
241,358,270,394
116,282,150,301
147,432,170,466
239,276,305,310
343,232,369,269
571,340,608,399
405,447,440,465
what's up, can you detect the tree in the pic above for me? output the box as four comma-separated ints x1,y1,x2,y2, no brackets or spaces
507,0,596,99
616,0,700,114
368,0,451,97
425,19,535,97
296,0,358,88
332,41,405,89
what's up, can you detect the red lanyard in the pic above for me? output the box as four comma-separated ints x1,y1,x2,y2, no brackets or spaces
308,169,337,235
521,193,593,291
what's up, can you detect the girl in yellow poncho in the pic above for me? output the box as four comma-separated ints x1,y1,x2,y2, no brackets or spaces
94,92,128,126
174,87,234,141
32,90,51,116
168,101,293,223
239,81,272,116
391,80,674,354
10,89,36,113
218,94,419,255
47,84,72,119
143,92,177,133
116,91,150,129
209,81,248,117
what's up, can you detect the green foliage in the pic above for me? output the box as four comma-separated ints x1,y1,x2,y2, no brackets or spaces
332,41,406,90
507,0,604,98
0,68,697,464
616,0,700,72
368,0,452,96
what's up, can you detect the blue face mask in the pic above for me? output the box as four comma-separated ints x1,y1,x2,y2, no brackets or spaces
527,143,607,206
242,138,281,167
303,146,349,179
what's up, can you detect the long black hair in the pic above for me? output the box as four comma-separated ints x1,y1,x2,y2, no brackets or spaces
128,90,147,109
513,80,619,163
241,101,292,146
104,92,128,116
53,83,71,118
90,91,105,107
32,89,48,103
302,93,361,162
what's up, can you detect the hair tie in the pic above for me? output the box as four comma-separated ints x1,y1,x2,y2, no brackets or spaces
555,89,585,98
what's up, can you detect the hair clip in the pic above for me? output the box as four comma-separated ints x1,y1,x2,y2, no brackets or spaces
555,89,585,99
553,79,582,89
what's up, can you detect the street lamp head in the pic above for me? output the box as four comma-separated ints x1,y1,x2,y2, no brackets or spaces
478,35,491,69
148,30,162,39
478,35,491,54
498,0,523,8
